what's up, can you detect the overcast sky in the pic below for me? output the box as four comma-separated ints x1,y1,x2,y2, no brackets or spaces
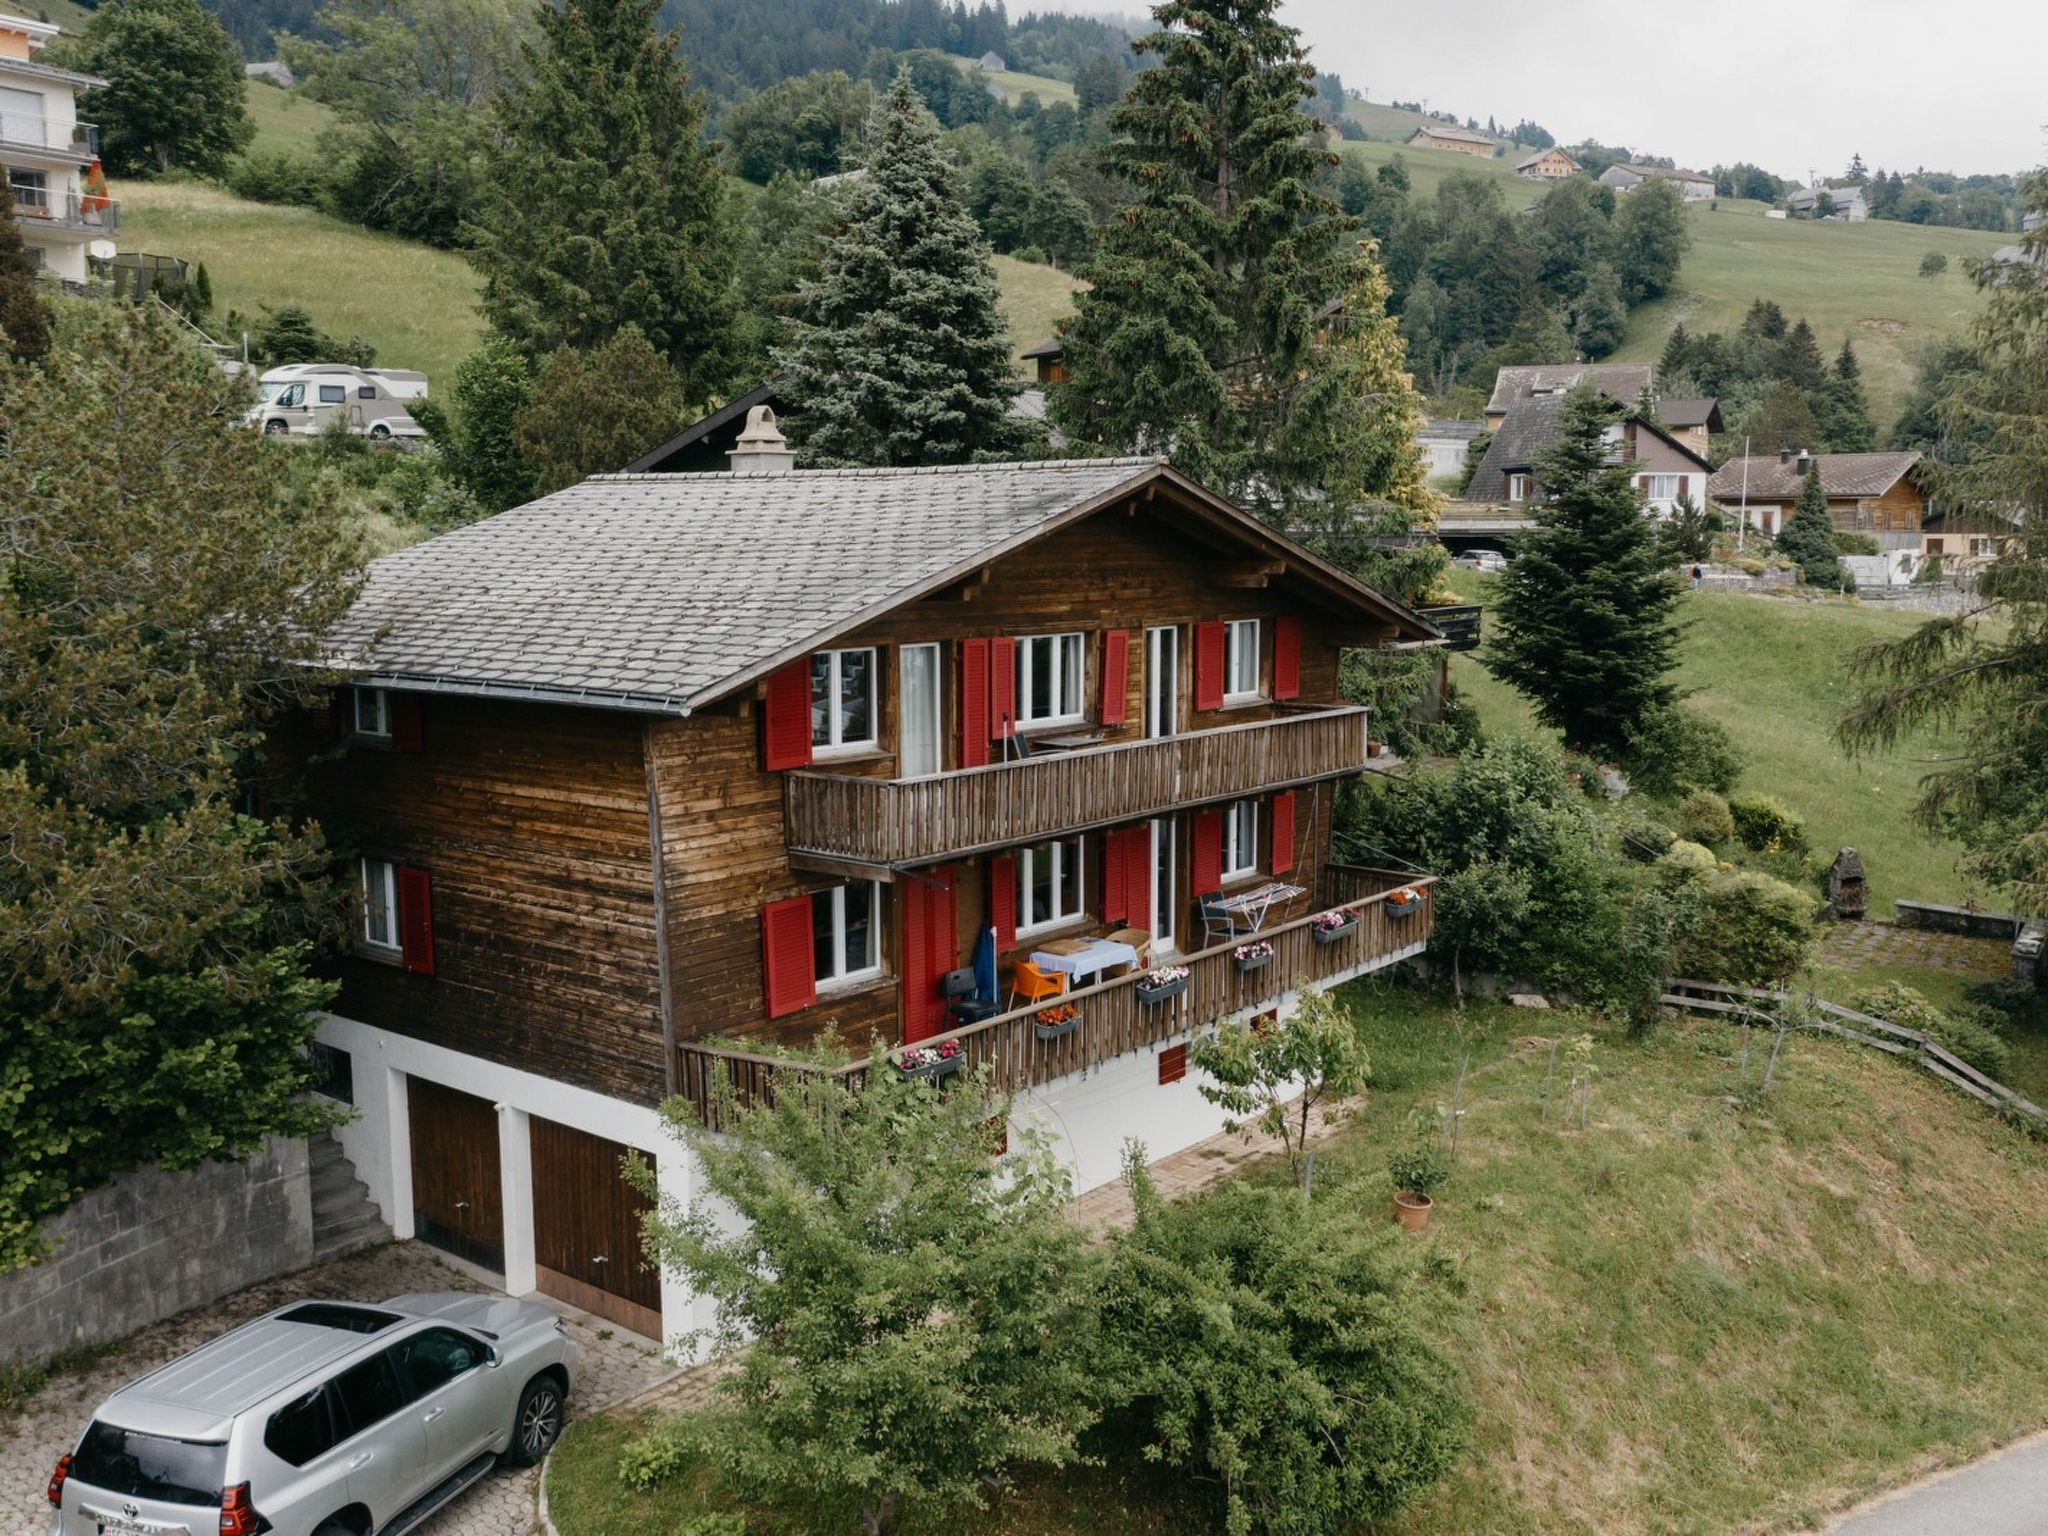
1065,1,2048,178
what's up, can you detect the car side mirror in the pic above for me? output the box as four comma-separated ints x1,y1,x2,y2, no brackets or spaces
485,1345,502,1368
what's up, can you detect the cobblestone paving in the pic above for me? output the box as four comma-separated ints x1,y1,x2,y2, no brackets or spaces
1817,920,2014,977
5,1241,672,1536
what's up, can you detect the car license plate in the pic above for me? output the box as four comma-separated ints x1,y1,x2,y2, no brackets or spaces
84,1510,180,1536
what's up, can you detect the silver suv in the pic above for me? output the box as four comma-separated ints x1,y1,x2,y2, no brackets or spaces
46,1293,575,1536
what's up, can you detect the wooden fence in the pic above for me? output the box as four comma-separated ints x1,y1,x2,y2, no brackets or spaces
673,865,1432,1128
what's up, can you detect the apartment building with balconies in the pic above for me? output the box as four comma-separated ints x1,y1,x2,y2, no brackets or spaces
0,9,115,285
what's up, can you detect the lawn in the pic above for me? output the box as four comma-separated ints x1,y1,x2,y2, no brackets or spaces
993,253,1082,363
1440,571,1973,915
112,180,483,388
243,79,336,158
547,980,2048,1536
951,54,1076,107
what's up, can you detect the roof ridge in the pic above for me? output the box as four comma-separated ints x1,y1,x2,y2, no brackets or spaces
593,455,1163,484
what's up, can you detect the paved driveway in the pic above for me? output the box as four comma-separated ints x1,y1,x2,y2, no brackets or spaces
4,1241,672,1536
1827,1432,2048,1536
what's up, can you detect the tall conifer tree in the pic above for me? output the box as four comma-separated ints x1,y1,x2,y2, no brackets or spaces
470,0,737,399
779,71,1018,467
0,197,50,363
1778,466,1844,589
1817,339,1876,450
1050,0,1435,553
1486,387,1682,756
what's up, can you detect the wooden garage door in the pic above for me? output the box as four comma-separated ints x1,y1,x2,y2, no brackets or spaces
530,1118,661,1339
408,1078,504,1273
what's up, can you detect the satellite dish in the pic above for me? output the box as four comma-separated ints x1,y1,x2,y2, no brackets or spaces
88,239,116,261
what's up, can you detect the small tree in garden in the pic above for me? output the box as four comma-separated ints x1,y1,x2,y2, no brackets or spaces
640,1063,1101,1536
1777,467,1845,590
1191,986,1370,1194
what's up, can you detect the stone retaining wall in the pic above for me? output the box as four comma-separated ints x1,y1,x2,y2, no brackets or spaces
1892,900,2022,940
0,1137,312,1367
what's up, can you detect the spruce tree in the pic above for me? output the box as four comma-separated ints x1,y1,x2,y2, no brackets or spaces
1777,466,1843,589
1571,262,1628,359
470,0,738,399
1775,316,1826,390
1658,320,1692,381
0,195,50,364
1486,386,1682,757
1817,338,1876,450
1051,0,1433,545
779,70,1017,467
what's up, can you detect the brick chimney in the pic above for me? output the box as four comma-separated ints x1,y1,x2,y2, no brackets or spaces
728,404,796,474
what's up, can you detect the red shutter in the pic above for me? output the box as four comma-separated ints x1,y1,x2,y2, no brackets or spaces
1124,828,1152,932
1269,791,1296,876
761,896,816,1019
1159,1042,1188,1086
1099,630,1129,725
388,693,424,753
1194,622,1225,712
1636,475,1650,495
1191,808,1222,896
1102,831,1128,924
397,866,435,975
959,640,990,770
989,636,1017,741
1273,616,1301,702
761,661,813,772
990,855,1017,952
1678,474,1691,497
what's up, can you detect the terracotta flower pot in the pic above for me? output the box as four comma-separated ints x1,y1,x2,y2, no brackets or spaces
1393,1191,1433,1232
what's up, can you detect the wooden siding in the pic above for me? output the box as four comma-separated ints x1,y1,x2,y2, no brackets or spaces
310,696,666,1104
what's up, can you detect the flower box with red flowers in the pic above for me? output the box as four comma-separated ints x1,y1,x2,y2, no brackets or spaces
1032,1001,1083,1041
896,1038,964,1081
1385,885,1424,919
1311,908,1359,944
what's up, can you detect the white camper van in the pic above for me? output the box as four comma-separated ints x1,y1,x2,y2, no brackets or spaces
248,364,430,438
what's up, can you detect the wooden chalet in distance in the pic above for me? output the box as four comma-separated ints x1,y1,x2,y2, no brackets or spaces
295,414,1441,1342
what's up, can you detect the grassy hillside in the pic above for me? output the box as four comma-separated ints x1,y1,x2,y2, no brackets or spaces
114,180,482,386
1614,200,2006,428
993,253,1082,362
243,78,335,157
1343,97,1539,157
1442,572,1974,914
951,55,1076,107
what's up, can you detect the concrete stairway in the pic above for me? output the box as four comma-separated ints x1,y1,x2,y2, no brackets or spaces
310,1129,391,1264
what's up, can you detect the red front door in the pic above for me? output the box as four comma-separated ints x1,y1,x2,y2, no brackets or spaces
900,867,957,1043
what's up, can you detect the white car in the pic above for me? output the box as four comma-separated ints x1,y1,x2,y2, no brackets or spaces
1451,549,1509,572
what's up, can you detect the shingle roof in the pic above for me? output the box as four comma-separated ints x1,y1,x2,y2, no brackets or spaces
1465,395,1566,503
1486,363,1653,415
1407,124,1495,146
1658,397,1723,430
1420,418,1485,441
1707,452,1923,503
324,459,1435,715
1515,148,1577,171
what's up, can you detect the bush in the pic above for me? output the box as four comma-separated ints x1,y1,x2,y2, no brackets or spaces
617,1427,689,1491
1658,839,1719,882
1012,243,1048,264
1832,530,1880,556
1101,1167,1471,1535
1623,704,1743,798
1678,869,1816,985
224,149,327,209
1856,983,2011,1078
1728,794,1805,854
1622,819,1678,861
1738,558,1767,576
1920,250,1948,277
1678,789,1735,847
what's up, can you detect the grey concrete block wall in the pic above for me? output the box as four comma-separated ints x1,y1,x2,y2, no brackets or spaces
0,1136,314,1367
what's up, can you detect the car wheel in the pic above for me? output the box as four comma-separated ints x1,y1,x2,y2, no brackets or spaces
369,424,391,440
263,420,289,436
503,1374,565,1467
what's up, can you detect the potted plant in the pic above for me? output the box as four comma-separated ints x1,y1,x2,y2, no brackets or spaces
896,1039,963,1083
1233,940,1275,974
1135,965,1189,1005
1032,1001,1082,1041
1388,1135,1449,1232
1385,885,1424,919
1310,908,1358,945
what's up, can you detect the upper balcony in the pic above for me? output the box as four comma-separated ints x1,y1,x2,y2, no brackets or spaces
785,703,1375,869
0,113,98,158
10,186,119,235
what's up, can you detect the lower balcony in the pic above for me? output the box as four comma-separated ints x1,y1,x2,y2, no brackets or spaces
10,188,119,236
786,704,1374,870
673,864,1432,1127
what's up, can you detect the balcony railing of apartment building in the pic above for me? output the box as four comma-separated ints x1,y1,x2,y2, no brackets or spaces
0,114,98,156
673,864,1432,1128
9,186,119,234
786,704,1373,868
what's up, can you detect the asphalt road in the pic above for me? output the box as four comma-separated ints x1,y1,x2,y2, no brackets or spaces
1828,1433,2048,1535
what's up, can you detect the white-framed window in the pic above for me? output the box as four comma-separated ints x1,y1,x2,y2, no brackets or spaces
1018,836,1086,933
810,647,877,753
1643,474,1680,504
1222,799,1258,879
810,881,881,988
1971,536,1997,558
1017,632,1086,725
353,686,390,739
1223,619,1260,702
359,857,399,951
1507,474,1530,503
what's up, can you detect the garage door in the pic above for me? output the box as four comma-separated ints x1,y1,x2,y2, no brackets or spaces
530,1118,661,1339
408,1079,504,1273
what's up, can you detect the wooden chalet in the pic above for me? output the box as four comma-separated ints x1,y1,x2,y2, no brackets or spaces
1707,449,1927,547
295,417,1441,1341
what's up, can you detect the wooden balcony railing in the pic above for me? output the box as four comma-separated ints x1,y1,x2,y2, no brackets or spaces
672,865,1431,1129
786,705,1372,867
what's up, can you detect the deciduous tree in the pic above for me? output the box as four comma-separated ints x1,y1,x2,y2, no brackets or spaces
1608,176,1691,303
68,0,253,176
512,326,687,493
1191,987,1369,1193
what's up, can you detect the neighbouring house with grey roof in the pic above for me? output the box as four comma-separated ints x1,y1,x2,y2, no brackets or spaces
977,49,1006,72
1707,447,1927,546
1656,397,1723,459
1484,362,1656,425
295,425,1444,1346
1416,418,1485,483
1600,162,1716,201
1785,183,1869,221
1404,123,1497,159
1462,393,1712,519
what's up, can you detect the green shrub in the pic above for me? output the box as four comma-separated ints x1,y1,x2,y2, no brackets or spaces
1832,531,1880,557
1678,869,1816,985
1738,558,1767,576
1658,839,1719,882
1623,704,1744,798
617,1426,689,1491
1856,983,2011,1078
1622,819,1678,861
1728,794,1806,853
1388,1116,1450,1196
1678,789,1735,847
225,149,328,209
1012,243,1049,264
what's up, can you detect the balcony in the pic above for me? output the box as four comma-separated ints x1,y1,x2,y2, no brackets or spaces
786,704,1374,869
10,187,119,235
674,865,1433,1127
0,114,98,157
